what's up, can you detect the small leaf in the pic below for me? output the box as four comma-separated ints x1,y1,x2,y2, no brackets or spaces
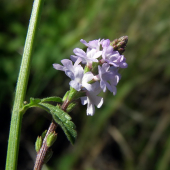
21,97,42,113
41,96,62,103
30,97,41,104
39,103,77,144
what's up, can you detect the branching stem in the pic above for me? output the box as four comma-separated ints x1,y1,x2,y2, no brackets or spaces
34,120,57,170
33,99,70,170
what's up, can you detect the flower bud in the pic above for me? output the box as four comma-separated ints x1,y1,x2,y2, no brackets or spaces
46,132,57,147
110,36,128,54
35,136,42,152
41,130,47,139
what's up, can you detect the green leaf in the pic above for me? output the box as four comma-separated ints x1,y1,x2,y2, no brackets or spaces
21,97,41,112
39,103,77,144
30,97,41,104
41,96,62,103
21,97,62,113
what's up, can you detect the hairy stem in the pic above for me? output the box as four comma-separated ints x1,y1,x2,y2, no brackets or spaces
5,0,45,169
33,100,70,169
34,120,57,170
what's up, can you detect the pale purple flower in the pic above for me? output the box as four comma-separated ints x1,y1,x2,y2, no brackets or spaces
98,63,112,92
53,38,128,116
80,39,102,51
107,66,121,95
102,39,110,48
97,63,120,95
69,65,84,91
53,59,81,79
81,78,103,116
70,48,102,65
102,46,128,68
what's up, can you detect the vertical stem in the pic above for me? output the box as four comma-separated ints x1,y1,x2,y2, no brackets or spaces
5,0,45,169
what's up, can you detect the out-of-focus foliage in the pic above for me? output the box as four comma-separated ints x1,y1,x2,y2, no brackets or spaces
1,0,170,170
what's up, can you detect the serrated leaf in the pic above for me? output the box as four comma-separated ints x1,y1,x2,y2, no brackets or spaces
41,96,62,103
39,103,77,144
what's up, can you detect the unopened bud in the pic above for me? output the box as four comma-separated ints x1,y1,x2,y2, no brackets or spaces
46,132,57,147
35,136,42,152
110,36,128,54
41,130,47,139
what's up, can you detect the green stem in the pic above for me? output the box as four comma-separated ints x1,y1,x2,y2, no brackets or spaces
5,0,45,169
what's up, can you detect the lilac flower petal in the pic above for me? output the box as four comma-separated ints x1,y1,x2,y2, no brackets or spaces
86,99,95,116
69,80,81,91
112,86,117,96
102,39,110,48
105,81,113,92
91,94,103,108
102,46,128,68
69,65,84,91
61,59,73,70
53,64,64,71
65,70,74,79
80,39,101,51
100,80,107,92
73,48,86,58
80,39,88,47
120,62,128,68
81,96,88,105
70,55,78,62
74,65,84,83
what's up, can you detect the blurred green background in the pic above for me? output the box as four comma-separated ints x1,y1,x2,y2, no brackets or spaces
1,0,170,170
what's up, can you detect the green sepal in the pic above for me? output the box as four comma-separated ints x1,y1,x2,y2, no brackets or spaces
41,96,62,103
67,87,85,101
35,136,42,152
46,132,57,147
84,65,91,73
66,102,77,113
62,91,70,102
39,103,77,144
87,79,96,84
91,62,99,74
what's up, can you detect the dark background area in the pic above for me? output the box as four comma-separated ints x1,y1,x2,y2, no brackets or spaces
1,0,170,170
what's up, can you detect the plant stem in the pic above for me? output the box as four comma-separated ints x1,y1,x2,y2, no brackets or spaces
34,120,58,170
33,100,69,170
5,0,45,169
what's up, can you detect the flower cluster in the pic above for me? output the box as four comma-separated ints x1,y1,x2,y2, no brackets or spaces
53,37,128,116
